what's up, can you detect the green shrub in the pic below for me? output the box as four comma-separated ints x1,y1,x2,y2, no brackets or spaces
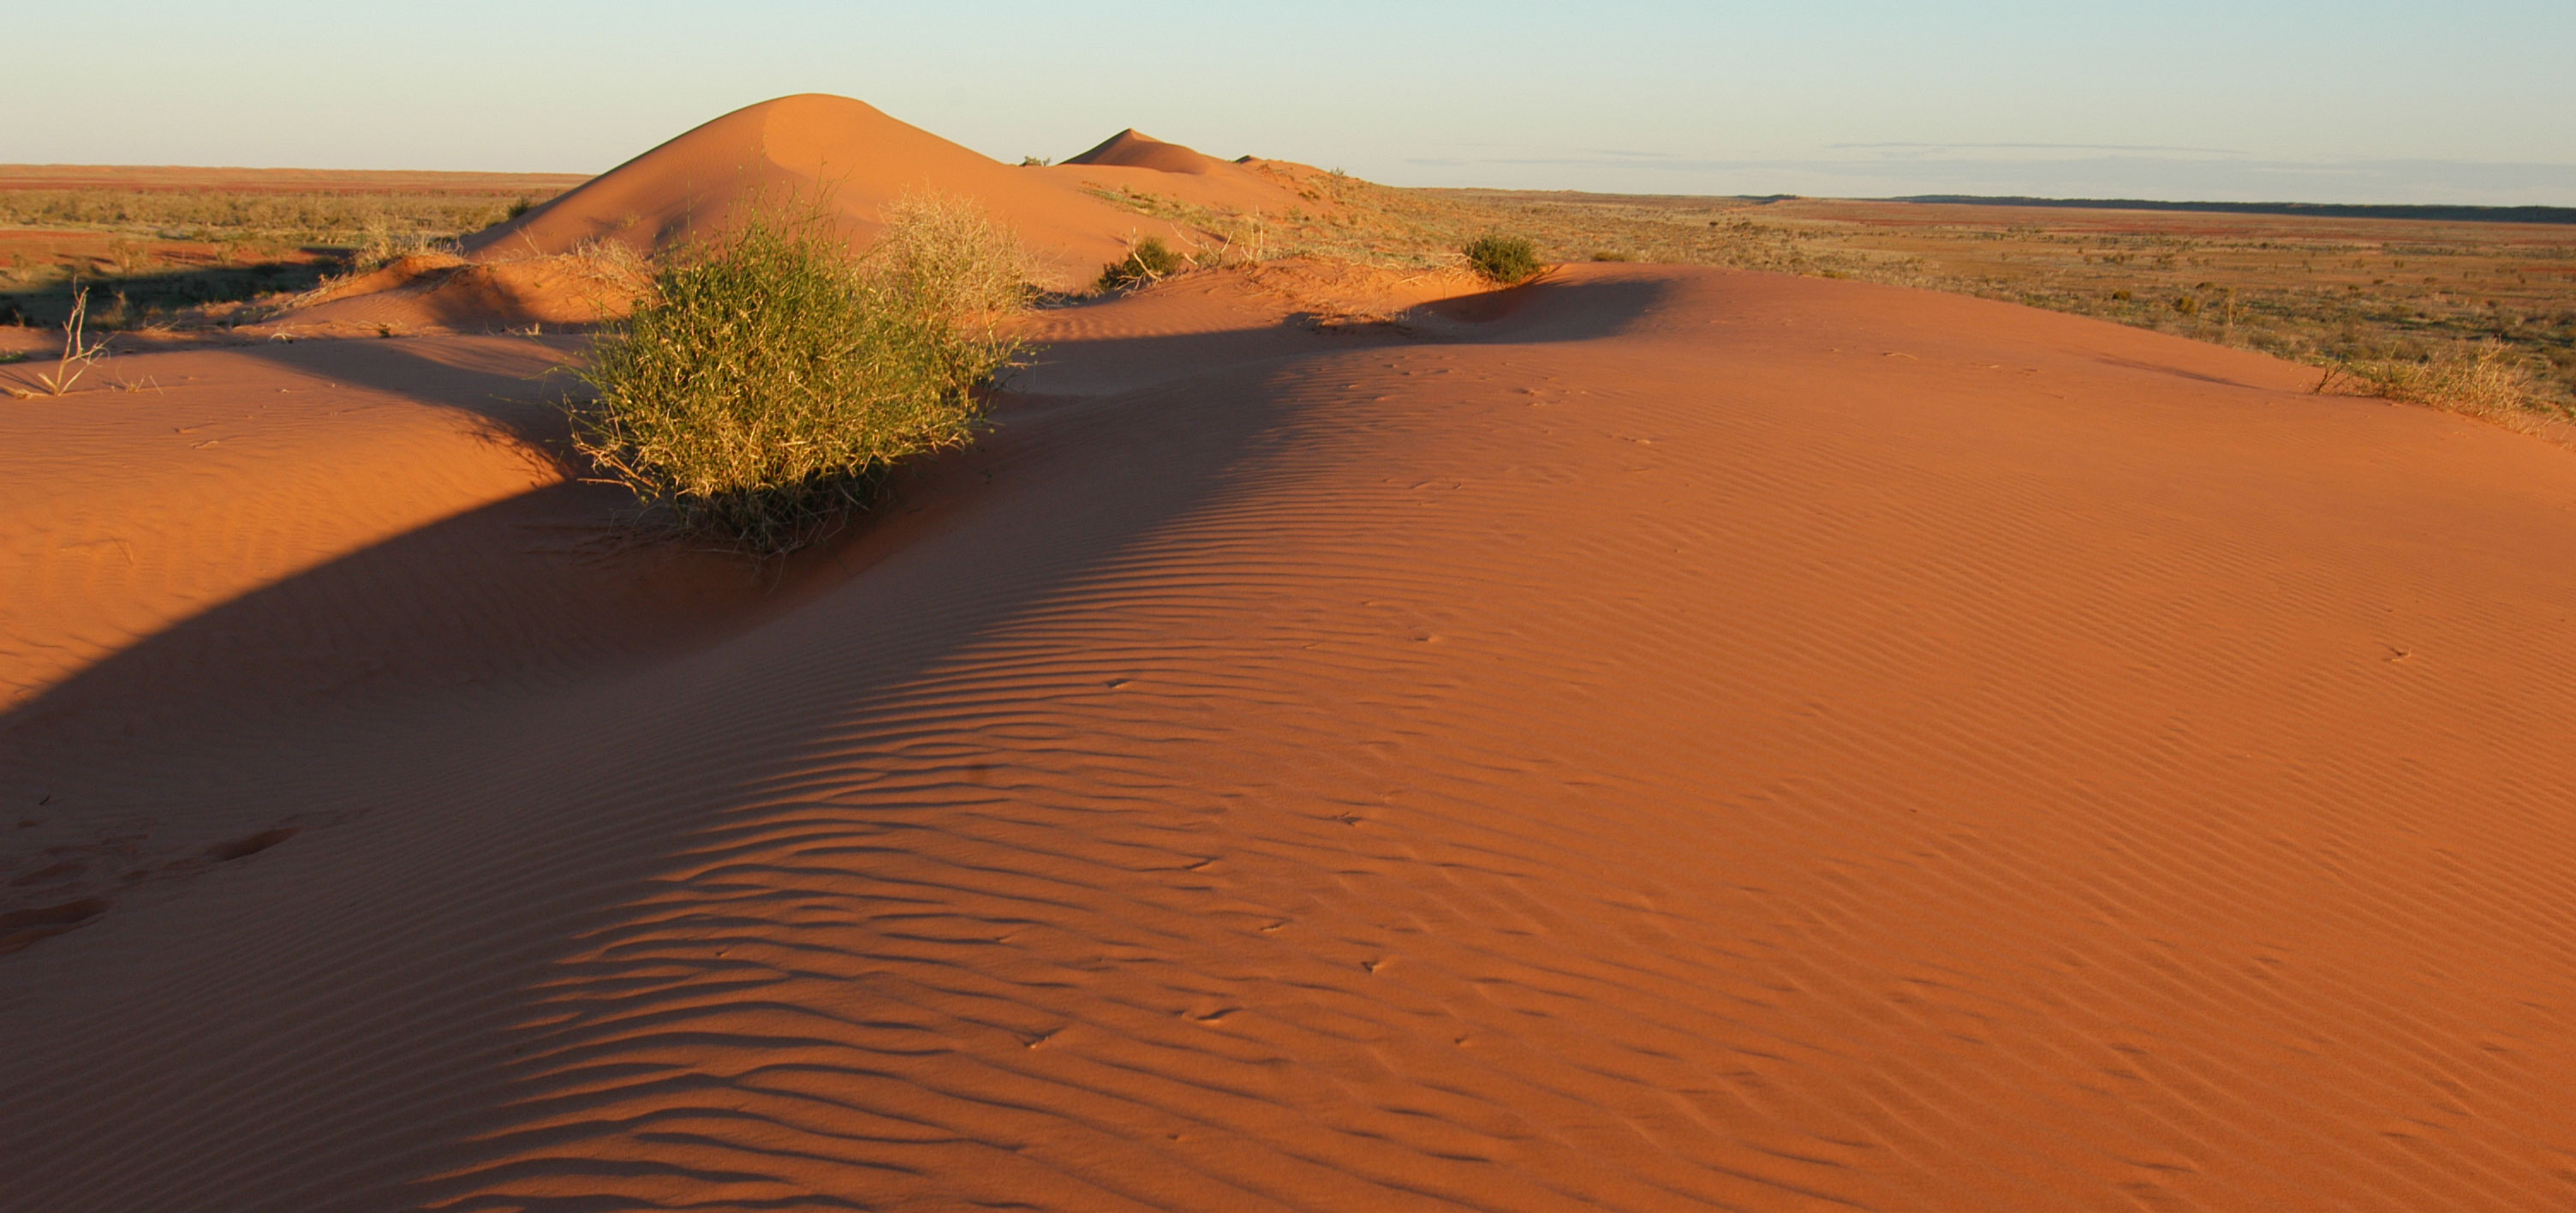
1097,236,1184,290
1464,235,1543,284
571,195,1029,553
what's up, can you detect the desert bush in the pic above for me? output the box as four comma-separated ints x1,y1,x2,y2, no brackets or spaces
2321,342,2549,422
571,195,1028,553
1464,235,1542,284
868,193,1037,330
1097,236,1184,290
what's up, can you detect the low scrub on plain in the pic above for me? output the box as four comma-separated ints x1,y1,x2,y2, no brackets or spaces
571,194,1031,553
1464,235,1543,284
0,188,533,246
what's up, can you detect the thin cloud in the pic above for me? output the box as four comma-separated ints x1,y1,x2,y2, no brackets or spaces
1830,140,2245,155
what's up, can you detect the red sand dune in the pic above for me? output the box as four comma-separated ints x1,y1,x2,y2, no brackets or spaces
467,96,1288,290
8,103,2576,1213
1067,128,1241,176
1041,130,1309,231
312,98,1309,335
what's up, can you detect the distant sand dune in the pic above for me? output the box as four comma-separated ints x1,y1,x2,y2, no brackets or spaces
1067,128,1239,176
9,256,2576,1210
464,96,1291,291
280,97,1314,336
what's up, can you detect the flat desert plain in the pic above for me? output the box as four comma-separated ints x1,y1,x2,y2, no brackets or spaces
5,95,2576,1212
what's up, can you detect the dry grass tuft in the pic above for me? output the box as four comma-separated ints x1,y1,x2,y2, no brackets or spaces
5,286,111,397
2317,343,2563,427
868,193,1038,326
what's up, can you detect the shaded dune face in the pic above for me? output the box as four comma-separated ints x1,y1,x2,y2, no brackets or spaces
7,267,2576,1211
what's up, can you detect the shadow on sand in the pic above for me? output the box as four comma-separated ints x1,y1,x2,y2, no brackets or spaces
0,271,1668,1208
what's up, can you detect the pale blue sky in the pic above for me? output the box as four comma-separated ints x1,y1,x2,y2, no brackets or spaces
16,1,2574,203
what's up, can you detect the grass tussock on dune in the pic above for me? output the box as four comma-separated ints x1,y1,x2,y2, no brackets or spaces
571,194,1031,553
2318,342,2571,430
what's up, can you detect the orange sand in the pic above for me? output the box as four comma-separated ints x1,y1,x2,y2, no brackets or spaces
7,101,2576,1213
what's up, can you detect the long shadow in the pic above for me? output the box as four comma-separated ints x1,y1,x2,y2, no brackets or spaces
227,328,593,449
1011,270,1675,400
0,269,1674,904
0,406,1261,1212
0,271,1675,1210
2,257,339,326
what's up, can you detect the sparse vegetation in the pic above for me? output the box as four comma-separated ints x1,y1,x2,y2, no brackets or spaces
2318,343,2561,425
1081,166,1491,272
1418,189,2576,413
0,188,534,245
0,179,575,327
349,222,462,274
1098,236,1184,290
4,287,111,398
570,195,1030,553
1464,235,1543,284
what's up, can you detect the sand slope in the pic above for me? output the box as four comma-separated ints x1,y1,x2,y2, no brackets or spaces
7,266,2576,1211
